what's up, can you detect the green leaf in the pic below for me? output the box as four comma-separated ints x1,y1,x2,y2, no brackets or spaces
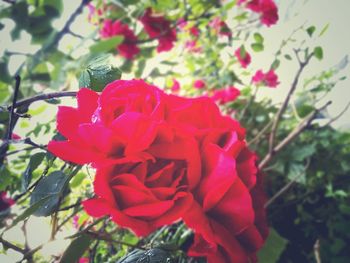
79,70,91,88
319,23,329,37
258,228,288,263
271,59,280,70
30,171,70,217
306,26,316,37
59,234,92,263
10,195,52,229
284,54,292,60
22,152,46,190
89,36,124,53
251,43,264,52
70,172,85,188
314,46,323,60
88,65,122,91
253,32,264,43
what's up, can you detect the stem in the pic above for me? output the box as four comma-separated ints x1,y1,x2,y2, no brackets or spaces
268,51,314,154
7,75,21,140
259,101,331,170
7,91,77,110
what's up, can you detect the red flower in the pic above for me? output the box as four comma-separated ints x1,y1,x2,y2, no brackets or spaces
0,192,14,212
252,69,280,88
140,8,177,52
165,96,267,262
212,86,241,104
238,0,278,26
48,80,166,167
235,47,251,68
193,80,206,89
49,79,268,262
100,19,140,59
170,79,180,92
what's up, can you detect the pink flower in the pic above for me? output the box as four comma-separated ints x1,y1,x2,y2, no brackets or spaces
235,47,251,68
238,0,278,26
140,8,177,52
252,69,279,88
189,26,200,37
209,17,231,37
78,258,89,263
171,79,180,92
178,18,187,29
100,20,140,59
185,40,202,53
11,133,21,140
194,80,206,89
259,0,279,26
212,86,241,104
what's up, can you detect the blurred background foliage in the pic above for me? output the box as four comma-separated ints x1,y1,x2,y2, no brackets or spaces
0,0,349,262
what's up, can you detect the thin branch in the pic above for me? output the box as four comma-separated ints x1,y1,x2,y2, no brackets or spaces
6,91,77,110
265,159,310,208
248,120,273,146
0,236,26,254
268,50,314,153
314,239,322,263
323,101,350,127
7,76,21,140
259,101,332,170
86,230,145,250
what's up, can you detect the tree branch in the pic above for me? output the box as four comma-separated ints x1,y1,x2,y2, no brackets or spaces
268,51,314,153
6,91,77,110
259,101,332,170
0,236,26,254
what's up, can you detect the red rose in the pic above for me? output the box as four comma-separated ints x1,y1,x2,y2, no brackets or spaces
140,8,177,52
162,96,267,262
48,80,166,167
49,80,268,262
100,19,140,59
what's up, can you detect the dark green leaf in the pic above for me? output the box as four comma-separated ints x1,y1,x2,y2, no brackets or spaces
79,70,91,88
251,43,264,52
314,46,323,60
89,36,124,53
284,54,292,60
59,234,92,263
306,26,316,37
258,228,288,263
88,66,122,91
30,171,69,216
22,152,46,190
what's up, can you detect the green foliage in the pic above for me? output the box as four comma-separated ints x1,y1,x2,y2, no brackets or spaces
29,171,70,216
258,228,288,263
60,234,93,263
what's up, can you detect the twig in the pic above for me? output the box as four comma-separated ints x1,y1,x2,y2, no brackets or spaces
259,101,332,170
314,239,322,263
268,50,314,154
6,91,77,110
322,101,350,127
0,236,26,254
7,76,21,140
248,120,273,146
58,199,82,211
86,230,145,250
265,159,310,208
